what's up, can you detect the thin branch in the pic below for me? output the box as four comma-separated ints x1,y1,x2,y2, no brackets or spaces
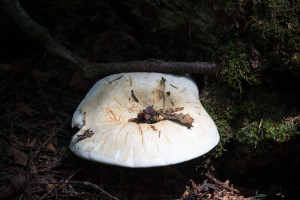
80,60,218,78
3,0,219,79
39,168,82,200
3,0,80,68
68,181,120,200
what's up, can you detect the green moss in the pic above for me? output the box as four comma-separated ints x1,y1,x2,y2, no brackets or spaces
216,0,299,89
200,83,299,157
218,41,259,92
248,0,300,70
236,118,299,150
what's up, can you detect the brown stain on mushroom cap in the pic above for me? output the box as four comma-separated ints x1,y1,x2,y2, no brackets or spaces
105,108,119,122
151,77,167,108
152,89,164,104
150,125,157,131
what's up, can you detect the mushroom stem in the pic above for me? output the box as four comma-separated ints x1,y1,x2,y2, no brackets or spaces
4,0,219,79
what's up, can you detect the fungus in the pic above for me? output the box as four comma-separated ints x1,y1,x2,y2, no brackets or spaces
70,72,219,167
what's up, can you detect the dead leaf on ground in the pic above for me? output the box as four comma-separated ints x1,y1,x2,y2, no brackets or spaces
9,134,27,149
10,172,28,192
46,142,57,152
15,102,40,117
9,147,28,166
47,183,54,190
27,138,37,147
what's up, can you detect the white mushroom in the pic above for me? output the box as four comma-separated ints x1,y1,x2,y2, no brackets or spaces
70,72,219,167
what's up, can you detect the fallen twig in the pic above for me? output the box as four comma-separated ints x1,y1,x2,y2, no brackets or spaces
3,0,219,80
39,168,82,200
26,129,58,176
32,130,57,161
67,181,120,200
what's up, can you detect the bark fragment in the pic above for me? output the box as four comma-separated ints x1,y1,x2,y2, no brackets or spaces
75,129,94,143
131,90,139,103
128,105,194,128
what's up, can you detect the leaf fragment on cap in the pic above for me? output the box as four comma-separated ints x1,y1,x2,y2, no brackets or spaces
75,129,94,143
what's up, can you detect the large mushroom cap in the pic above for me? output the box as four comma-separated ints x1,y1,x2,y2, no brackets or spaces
70,72,219,167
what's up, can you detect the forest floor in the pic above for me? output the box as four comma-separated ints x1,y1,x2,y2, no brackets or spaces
1,1,298,199
0,62,281,200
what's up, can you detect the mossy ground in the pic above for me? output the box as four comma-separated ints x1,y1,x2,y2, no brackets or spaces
201,80,299,158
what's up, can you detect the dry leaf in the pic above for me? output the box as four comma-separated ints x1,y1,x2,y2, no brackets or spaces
10,147,28,166
15,102,40,117
47,183,54,190
27,138,37,147
10,173,28,192
9,134,27,149
75,129,95,142
46,142,56,152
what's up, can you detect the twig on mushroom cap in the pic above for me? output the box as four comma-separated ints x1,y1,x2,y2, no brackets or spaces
3,0,219,80
75,129,95,143
157,110,194,128
128,105,194,128
131,90,139,103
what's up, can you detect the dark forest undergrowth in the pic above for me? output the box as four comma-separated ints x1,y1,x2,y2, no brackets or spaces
1,0,299,199
0,63,298,200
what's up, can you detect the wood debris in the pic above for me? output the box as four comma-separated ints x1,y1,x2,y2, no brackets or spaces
109,75,123,84
75,129,94,143
128,105,194,128
131,90,139,103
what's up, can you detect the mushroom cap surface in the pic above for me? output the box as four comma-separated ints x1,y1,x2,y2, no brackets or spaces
70,72,219,167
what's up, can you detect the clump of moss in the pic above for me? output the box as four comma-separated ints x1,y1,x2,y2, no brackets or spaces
218,41,259,92
236,118,299,153
217,0,300,90
247,0,300,72
200,83,300,157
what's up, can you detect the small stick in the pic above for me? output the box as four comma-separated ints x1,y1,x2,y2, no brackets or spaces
109,75,123,84
39,168,82,200
131,90,139,103
68,181,120,200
